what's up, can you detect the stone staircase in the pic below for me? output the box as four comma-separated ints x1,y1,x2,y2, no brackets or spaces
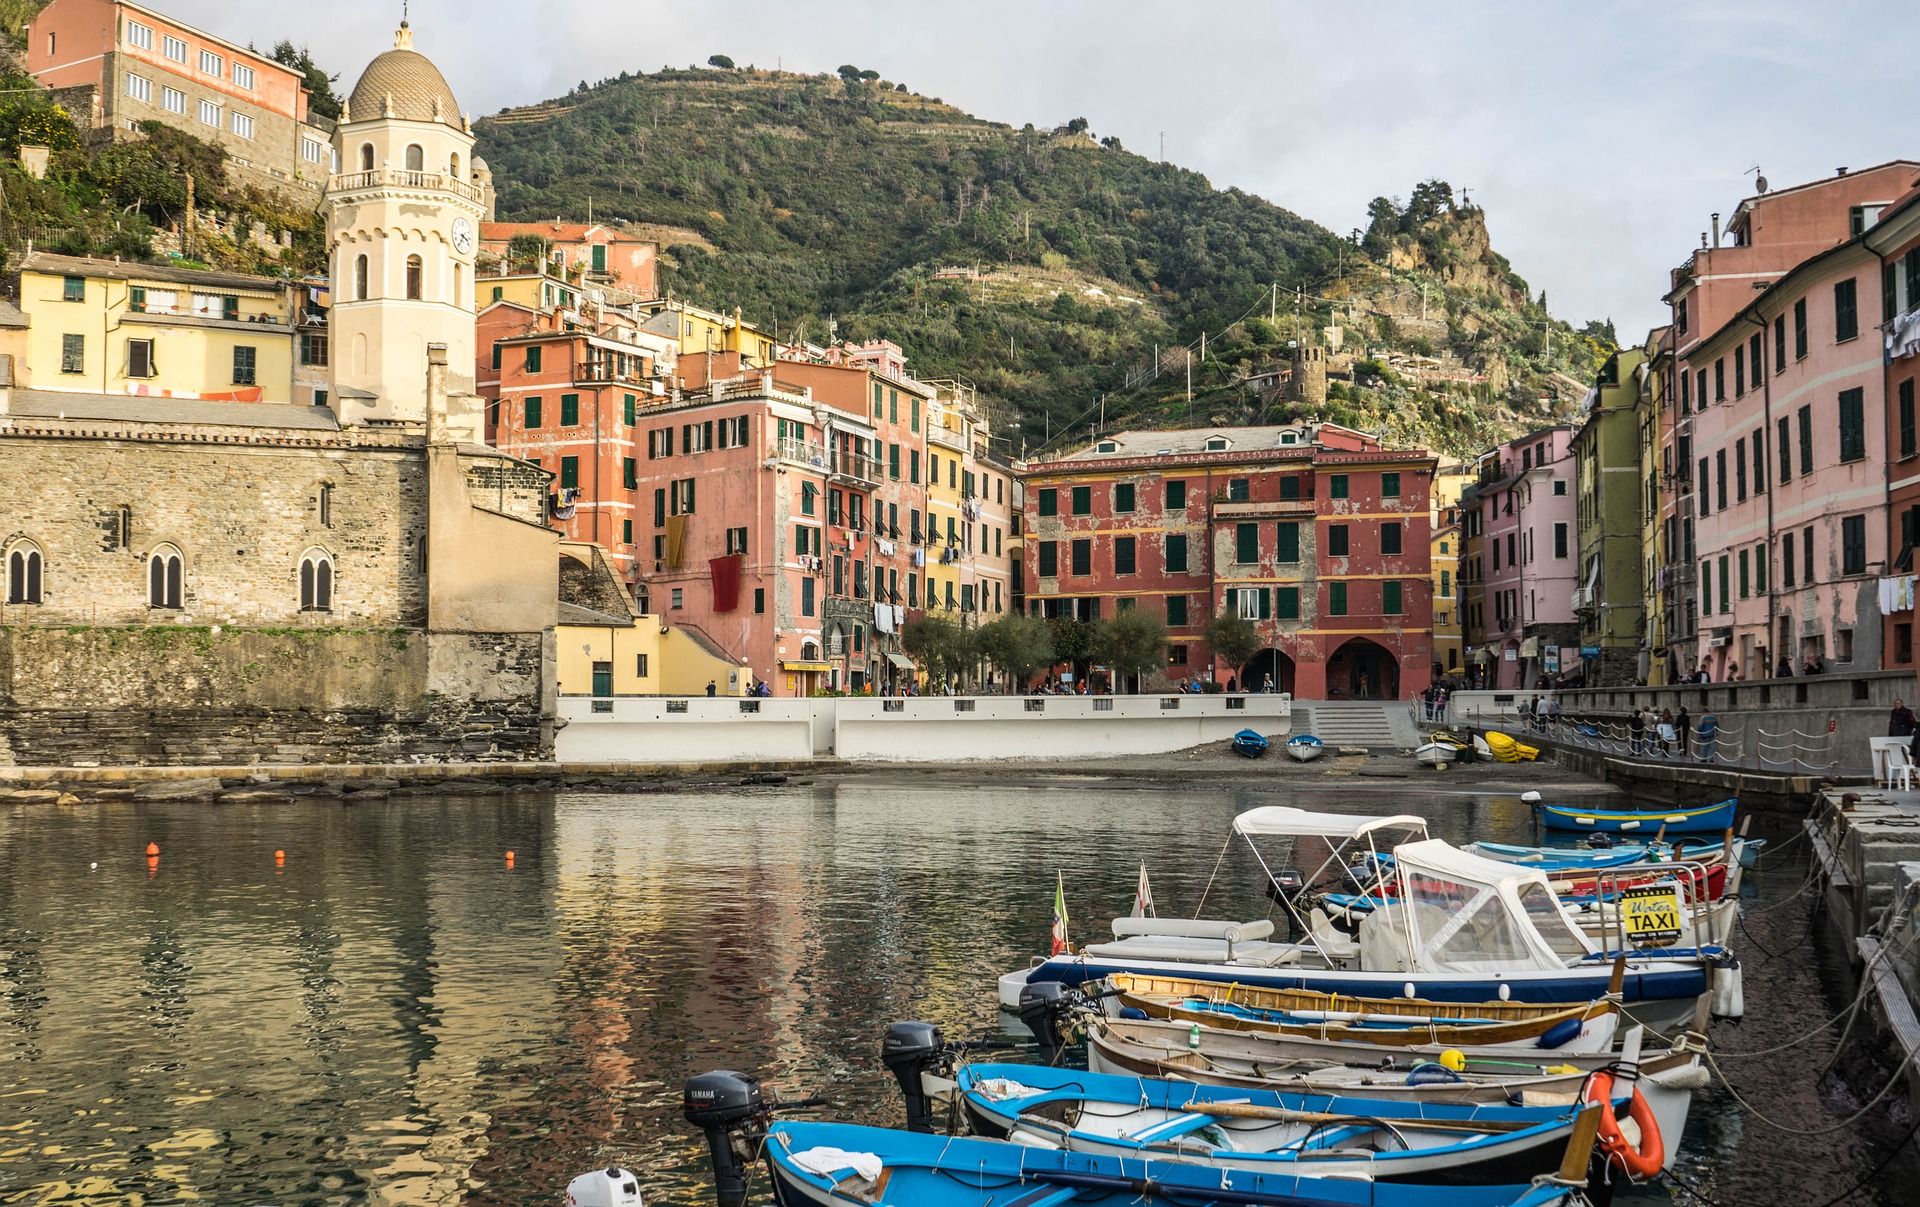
1299,700,1418,752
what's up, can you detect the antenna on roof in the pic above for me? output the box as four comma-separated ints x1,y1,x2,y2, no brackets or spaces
1746,164,1768,195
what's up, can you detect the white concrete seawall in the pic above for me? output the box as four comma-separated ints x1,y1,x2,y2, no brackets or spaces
554,694,1292,764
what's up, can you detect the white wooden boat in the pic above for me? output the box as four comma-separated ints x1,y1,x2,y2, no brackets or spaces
1286,734,1326,762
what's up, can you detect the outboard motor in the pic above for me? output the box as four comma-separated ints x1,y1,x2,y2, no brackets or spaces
1017,981,1070,1063
566,1167,644,1207
880,1020,947,1132
682,1071,766,1207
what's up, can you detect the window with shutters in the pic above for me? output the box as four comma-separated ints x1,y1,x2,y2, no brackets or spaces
1838,388,1866,462
1843,514,1867,575
1381,522,1402,555
1071,485,1091,515
1834,278,1859,342
1902,380,1917,460
1071,539,1091,575
560,457,579,490
232,346,256,386
1114,482,1135,513
525,396,542,428
1038,488,1057,517
128,338,156,379
1735,438,1747,501
1165,533,1188,573
1327,524,1349,556
560,394,579,426
1383,580,1403,615
1114,536,1136,575
1328,581,1347,616
1794,298,1809,359
1038,541,1058,577
1275,586,1300,620
1166,595,1188,626
1329,474,1349,499
1554,522,1569,559
1235,523,1258,564
1276,521,1299,563
1783,531,1796,588
622,458,637,489
1751,429,1765,495
60,333,83,374
1228,478,1250,502
1715,449,1728,510
1778,416,1792,482
1381,472,1400,498
1165,479,1186,509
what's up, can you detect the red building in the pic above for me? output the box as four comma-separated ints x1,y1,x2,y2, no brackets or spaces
1022,423,1435,698
479,221,659,297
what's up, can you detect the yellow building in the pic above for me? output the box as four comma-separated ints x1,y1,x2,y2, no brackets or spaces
637,299,776,368
556,611,751,699
20,252,298,402
478,271,587,314
1640,327,1672,684
1429,459,1474,683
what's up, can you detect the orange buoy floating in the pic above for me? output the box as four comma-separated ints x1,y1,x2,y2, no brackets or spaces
274,849,286,865
504,850,516,868
145,842,160,856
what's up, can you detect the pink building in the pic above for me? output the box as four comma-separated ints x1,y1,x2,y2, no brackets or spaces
1473,428,1577,688
1667,164,1919,679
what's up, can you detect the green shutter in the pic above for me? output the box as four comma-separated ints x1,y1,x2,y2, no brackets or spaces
1382,472,1400,498
1224,587,1238,613
1236,523,1258,563
561,393,579,425
1072,485,1091,515
1257,588,1271,620
1275,586,1300,620
1330,475,1349,499
1039,489,1057,517
1330,582,1347,616
1167,595,1187,626
624,394,636,425
525,396,541,427
1383,581,1402,615
1276,522,1299,563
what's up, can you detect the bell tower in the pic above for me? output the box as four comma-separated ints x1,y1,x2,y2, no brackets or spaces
327,20,492,434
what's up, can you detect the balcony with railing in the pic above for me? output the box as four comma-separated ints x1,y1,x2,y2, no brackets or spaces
928,422,969,453
328,168,485,204
830,450,882,488
776,436,829,470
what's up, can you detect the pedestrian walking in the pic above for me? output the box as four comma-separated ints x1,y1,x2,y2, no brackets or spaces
1628,707,1645,756
1657,708,1676,757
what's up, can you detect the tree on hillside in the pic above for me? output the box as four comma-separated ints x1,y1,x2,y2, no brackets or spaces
973,614,1053,689
271,42,341,120
836,64,861,80
707,54,735,70
1203,610,1263,679
1064,116,1089,135
1093,609,1167,691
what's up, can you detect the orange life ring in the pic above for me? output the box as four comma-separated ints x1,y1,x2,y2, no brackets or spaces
1583,1071,1664,1179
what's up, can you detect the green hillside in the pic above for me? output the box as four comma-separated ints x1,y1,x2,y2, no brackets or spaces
478,65,1610,456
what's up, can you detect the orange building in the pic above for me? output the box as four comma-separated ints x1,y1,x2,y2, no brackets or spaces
479,221,659,297
26,0,336,197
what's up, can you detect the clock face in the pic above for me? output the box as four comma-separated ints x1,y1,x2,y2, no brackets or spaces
451,217,474,255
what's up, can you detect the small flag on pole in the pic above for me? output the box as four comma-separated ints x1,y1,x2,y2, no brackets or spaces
1050,870,1072,956
1132,863,1157,918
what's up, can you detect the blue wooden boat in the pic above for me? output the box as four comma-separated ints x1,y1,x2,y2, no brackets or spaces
1234,729,1271,759
1286,734,1326,762
1537,798,1737,835
761,1119,1587,1207
1469,835,1762,870
955,1061,1598,1185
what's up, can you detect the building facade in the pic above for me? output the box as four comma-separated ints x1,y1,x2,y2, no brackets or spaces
1023,423,1435,698
1429,459,1474,683
1474,428,1577,688
17,252,300,402
479,221,659,297
27,0,337,199
1868,185,1920,670
1641,327,1678,685
1572,347,1647,686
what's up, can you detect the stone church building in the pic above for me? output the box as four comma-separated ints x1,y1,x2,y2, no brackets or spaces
0,21,621,766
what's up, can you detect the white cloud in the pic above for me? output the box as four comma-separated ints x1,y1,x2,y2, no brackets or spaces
164,0,1912,335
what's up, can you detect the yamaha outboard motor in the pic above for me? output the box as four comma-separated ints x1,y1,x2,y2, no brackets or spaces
565,1167,644,1206
1017,980,1070,1063
880,1020,946,1132
682,1071,765,1207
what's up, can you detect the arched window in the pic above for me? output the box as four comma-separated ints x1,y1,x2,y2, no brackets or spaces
405,255,423,301
404,143,424,172
448,151,460,177
354,253,369,301
299,550,334,613
801,640,820,661
359,143,374,171
5,542,43,605
452,262,463,306
147,545,182,610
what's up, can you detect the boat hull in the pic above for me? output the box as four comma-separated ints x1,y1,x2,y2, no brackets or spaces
999,951,1710,1031
1286,736,1325,762
1538,799,1737,835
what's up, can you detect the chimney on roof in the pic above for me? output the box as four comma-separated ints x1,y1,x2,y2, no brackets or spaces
1837,166,1850,176
1710,213,1720,248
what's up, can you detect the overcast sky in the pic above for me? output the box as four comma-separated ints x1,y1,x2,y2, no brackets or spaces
171,0,1913,336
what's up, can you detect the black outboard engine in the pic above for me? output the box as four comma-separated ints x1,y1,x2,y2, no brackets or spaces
682,1070,766,1207
1017,981,1070,1063
880,1020,947,1132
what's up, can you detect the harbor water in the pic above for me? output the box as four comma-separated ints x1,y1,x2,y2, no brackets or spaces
0,776,1910,1204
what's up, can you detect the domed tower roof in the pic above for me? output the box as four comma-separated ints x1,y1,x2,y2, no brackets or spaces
346,23,463,127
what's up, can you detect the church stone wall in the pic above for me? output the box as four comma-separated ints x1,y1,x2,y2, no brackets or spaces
0,627,547,765
0,428,428,628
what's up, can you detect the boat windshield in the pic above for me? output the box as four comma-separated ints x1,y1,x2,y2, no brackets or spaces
1401,866,1540,971
1516,880,1596,960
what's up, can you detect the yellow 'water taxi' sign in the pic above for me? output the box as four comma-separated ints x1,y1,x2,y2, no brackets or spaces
1619,884,1685,945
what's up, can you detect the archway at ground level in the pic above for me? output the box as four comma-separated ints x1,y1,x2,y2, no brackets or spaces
1239,648,1296,695
1327,637,1398,700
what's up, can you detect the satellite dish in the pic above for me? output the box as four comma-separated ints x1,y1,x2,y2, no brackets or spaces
1755,175,1768,194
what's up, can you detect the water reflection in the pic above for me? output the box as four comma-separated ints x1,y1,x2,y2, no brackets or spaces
0,779,1895,1204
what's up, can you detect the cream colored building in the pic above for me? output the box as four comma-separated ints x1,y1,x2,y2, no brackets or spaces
18,252,299,402
556,613,751,699
326,21,493,430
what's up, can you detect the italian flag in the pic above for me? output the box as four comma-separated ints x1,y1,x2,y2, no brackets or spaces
1050,871,1072,956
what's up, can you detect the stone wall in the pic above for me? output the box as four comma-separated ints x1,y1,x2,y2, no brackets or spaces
0,425,427,627
0,627,547,766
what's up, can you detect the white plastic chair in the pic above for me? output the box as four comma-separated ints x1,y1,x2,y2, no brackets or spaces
1891,744,1917,792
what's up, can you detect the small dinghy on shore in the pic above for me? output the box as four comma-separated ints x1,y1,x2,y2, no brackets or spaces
1234,729,1272,759
1285,734,1326,762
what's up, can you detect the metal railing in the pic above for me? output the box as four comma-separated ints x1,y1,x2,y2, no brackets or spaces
830,452,882,486
776,436,828,469
328,168,486,203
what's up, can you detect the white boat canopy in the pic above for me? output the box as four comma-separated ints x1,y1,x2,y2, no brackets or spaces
1376,839,1597,973
1232,807,1430,841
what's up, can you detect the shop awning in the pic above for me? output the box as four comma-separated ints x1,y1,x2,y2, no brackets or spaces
780,660,832,673
884,652,915,670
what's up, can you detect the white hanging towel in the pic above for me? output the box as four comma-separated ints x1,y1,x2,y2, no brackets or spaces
790,1148,884,1184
